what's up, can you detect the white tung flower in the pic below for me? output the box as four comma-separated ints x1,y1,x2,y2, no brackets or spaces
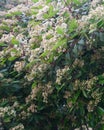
42,6,49,12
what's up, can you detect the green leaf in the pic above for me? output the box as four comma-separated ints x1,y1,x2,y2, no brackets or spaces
43,13,49,19
97,107,104,116
73,0,80,5
43,5,57,19
0,42,7,47
56,84,64,92
69,19,78,33
32,0,39,3
99,125,104,130
8,56,17,61
82,90,88,98
46,0,51,3
66,0,71,5
56,27,64,35
0,25,10,32
32,82,37,89
52,38,67,51
73,44,78,56
99,80,104,85
0,100,8,107
72,90,81,103
4,117,11,123
46,34,53,40
11,38,19,45
40,50,49,58
11,11,22,16
97,19,104,28
98,75,104,85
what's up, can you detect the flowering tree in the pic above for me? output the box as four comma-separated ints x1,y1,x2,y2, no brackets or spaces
0,0,104,129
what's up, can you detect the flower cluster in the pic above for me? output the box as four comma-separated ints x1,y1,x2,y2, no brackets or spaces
26,82,53,104
78,1,104,31
10,123,24,130
56,66,69,85
0,106,16,118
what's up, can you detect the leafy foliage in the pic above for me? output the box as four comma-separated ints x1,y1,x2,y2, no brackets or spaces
0,0,104,130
